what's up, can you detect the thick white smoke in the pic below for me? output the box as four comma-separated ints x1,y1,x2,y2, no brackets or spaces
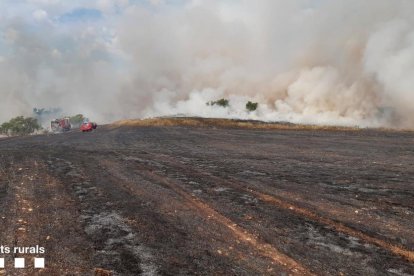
0,0,414,128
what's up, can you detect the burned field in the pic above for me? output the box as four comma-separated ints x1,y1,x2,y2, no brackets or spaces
0,119,413,275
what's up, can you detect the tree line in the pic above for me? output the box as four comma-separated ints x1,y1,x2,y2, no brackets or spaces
0,108,86,136
207,99,259,112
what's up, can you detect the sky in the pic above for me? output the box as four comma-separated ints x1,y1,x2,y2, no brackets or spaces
0,0,158,123
0,0,413,128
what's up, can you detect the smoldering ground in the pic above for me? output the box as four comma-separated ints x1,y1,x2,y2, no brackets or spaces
0,0,414,128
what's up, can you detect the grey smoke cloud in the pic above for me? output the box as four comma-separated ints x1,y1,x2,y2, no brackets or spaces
0,0,413,128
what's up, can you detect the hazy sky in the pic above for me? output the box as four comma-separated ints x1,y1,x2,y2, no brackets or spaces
1,1,413,128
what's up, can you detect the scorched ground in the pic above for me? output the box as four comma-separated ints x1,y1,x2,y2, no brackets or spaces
0,119,413,275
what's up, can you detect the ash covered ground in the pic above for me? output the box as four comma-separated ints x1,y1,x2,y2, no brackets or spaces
0,119,413,275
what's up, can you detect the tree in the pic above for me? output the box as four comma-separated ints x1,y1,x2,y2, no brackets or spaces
0,116,41,136
207,99,230,107
69,114,85,127
246,101,258,112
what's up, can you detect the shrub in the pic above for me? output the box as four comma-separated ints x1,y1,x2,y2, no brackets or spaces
0,116,41,136
69,114,85,127
246,101,258,112
207,99,230,108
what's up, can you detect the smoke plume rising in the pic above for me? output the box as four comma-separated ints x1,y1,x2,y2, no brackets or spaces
0,0,414,128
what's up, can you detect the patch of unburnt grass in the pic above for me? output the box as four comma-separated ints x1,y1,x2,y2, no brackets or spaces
112,117,363,132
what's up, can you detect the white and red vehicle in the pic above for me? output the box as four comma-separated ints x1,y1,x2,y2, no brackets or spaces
51,118,71,133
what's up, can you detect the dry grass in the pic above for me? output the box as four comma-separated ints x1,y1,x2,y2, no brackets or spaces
112,117,363,132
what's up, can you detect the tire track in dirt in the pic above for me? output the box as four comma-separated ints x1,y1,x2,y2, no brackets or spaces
0,162,31,275
100,156,314,276
0,158,94,275
251,190,414,262
97,158,290,275
0,161,50,276
141,171,314,276
48,157,158,276
139,152,414,264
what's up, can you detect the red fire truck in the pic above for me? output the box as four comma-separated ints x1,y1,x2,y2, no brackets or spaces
51,118,71,133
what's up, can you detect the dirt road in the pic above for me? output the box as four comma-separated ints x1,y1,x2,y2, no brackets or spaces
0,120,413,275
